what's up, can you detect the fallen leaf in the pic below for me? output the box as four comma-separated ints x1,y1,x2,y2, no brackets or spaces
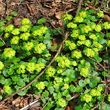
55,11,64,19
104,14,110,22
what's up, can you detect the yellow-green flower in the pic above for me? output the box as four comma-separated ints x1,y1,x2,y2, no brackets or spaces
80,67,89,77
57,98,67,107
103,22,110,29
78,35,86,41
3,85,11,93
97,11,104,18
65,40,71,46
57,67,63,74
34,43,46,54
62,14,73,21
37,82,45,90
89,34,97,40
106,40,110,47
67,22,77,28
108,94,110,102
20,32,31,40
82,94,92,103
97,87,103,92
4,33,10,38
64,77,69,82
71,61,77,66
71,30,79,38
55,77,63,83
77,40,84,46
79,11,86,18
0,61,4,70
19,25,31,32
74,16,83,23
27,62,35,72
11,28,20,35
95,24,102,32
71,50,82,59
90,89,97,96
83,48,95,57
3,48,16,58
23,42,34,51
46,67,56,77
84,40,91,47
20,18,31,25
96,91,101,96
17,65,26,74
93,41,103,49
11,36,19,44
91,23,96,30
64,84,69,89
40,26,48,34
35,63,45,72
69,43,76,50
5,24,14,32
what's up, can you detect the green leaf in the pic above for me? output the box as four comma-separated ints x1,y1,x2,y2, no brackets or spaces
11,11,17,16
106,33,110,37
62,90,69,96
75,105,83,110
18,89,27,96
75,86,83,92
37,18,46,24
4,78,12,85
62,69,75,77
69,85,76,92
0,94,2,100
79,80,86,87
41,90,49,98
0,40,4,46
44,39,52,48
102,71,109,77
11,75,19,82
17,79,25,87
48,86,54,94
89,78,97,88
95,77,102,83
97,95,103,101
66,94,71,101
44,31,51,40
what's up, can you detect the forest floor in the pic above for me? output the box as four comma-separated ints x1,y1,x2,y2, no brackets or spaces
0,0,110,110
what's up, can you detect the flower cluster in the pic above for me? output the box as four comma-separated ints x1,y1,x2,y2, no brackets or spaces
17,65,26,74
20,18,31,25
4,33,10,38
57,98,67,107
79,11,87,18
46,67,56,77
32,26,48,36
71,30,79,38
103,22,110,29
35,62,45,72
11,28,20,35
36,82,45,90
19,25,31,32
11,36,19,44
97,11,104,18
71,50,82,59
55,56,70,68
27,62,35,73
80,67,89,77
106,40,110,47
67,22,77,28
5,24,14,32
93,41,103,50
62,14,73,21
65,40,76,50
108,94,110,102
3,85,11,94
81,94,92,103
3,48,16,58
34,43,46,54
89,34,98,41
95,24,102,32
0,61,4,70
64,84,69,89
23,42,34,51
81,25,92,33
20,32,31,40
74,16,83,23
83,48,95,57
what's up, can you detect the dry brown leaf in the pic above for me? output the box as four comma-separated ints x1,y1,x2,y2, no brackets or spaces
55,11,64,19
14,18,22,26
0,4,5,16
104,14,110,22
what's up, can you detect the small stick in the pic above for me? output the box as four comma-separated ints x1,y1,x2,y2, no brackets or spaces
76,0,83,16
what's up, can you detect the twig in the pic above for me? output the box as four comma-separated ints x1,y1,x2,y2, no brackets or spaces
42,101,49,110
0,32,69,105
76,0,83,16
70,93,81,101
88,57,108,73
91,102,105,110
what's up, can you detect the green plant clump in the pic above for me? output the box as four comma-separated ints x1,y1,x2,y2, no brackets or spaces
0,10,110,110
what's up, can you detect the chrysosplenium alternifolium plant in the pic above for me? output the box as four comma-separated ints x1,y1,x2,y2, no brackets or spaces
0,9,110,110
